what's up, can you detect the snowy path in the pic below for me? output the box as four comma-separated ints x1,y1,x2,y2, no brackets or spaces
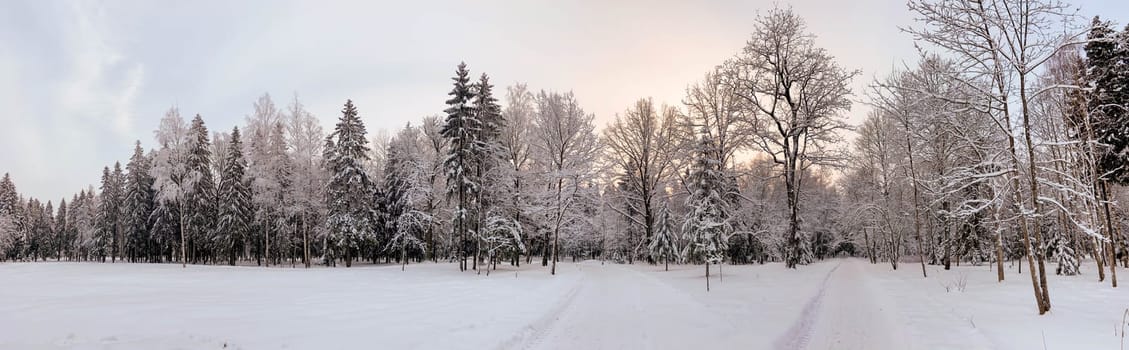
801,260,904,350
772,262,840,350
526,262,742,350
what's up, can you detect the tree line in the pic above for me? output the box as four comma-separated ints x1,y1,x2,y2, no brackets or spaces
0,1,1127,308
0,7,857,276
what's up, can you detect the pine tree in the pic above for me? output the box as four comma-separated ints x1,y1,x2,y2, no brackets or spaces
383,126,410,268
41,201,54,260
22,199,39,261
472,73,506,271
149,196,179,263
325,100,375,267
54,199,67,260
95,166,122,262
441,62,481,271
648,203,677,271
123,141,154,262
1053,232,1080,276
184,114,216,264
111,162,125,261
0,173,20,260
65,193,80,260
1085,17,1127,287
1086,18,1129,185
217,127,253,265
682,133,731,291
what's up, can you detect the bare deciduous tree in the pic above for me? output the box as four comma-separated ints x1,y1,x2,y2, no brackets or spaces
726,6,857,268
602,98,681,262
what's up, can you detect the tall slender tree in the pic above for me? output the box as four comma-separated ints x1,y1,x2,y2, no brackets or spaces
728,7,856,268
184,115,217,264
217,127,253,265
440,62,481,272
325,100,375,267
123,141,154,262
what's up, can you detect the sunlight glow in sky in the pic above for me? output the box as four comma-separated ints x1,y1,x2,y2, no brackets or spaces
1,0,1126,201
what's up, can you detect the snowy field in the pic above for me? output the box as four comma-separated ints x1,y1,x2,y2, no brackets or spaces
1,259,1127,350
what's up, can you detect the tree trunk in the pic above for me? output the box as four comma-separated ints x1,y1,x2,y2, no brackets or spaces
863,227,873,264
1019,74,1051,314
996,224,1005,282
1101,181,1118,288
943,202,952,271
180,213,186,268
551,228,559,275
901,114,928,278
706,261,711,292
303,217,310,268
264,224,270,268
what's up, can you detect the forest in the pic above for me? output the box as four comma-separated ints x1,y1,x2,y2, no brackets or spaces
1,1,1128,318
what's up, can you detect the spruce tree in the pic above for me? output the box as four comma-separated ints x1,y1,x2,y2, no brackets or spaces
65,193,80,260
471,73,505,270
217,127,253,265
41,201,54,260
682,133,731,291
110,162,125,261
441,62,481,271
96,166,119,262
325,100,375,267
0,173,19,260
54,199,67,260
1086,17,1129,184
0,173,16,215
382,135,409,265
123,141,154,263
184,114,217,264
648,203,677,271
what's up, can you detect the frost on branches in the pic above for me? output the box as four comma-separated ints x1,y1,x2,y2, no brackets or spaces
325,100,376,267
682,133,732,291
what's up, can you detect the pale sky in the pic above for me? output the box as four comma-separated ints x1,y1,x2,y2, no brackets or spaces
1,0,1126,202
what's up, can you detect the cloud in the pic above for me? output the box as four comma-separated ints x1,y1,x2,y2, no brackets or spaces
0,2,145,201
57,1,145,137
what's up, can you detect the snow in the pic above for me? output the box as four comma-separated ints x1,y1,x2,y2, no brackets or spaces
0,262,579,349
2,259,1127,349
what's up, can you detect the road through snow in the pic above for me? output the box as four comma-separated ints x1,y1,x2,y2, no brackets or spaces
527,259,905,350
526,261,742,350
801,260,904,350
523,259,905,350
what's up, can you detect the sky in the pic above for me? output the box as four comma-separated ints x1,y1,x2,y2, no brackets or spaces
1,0,1127,202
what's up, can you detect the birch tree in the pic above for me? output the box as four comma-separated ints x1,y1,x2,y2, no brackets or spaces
531,90,600,275
151,107,190,267
906,0,1083,314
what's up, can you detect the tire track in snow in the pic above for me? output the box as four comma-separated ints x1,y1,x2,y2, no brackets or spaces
773,262,841,350
495,266,585,350
526,262,738,349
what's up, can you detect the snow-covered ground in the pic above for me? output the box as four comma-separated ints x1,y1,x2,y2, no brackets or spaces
1,259,1126,349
